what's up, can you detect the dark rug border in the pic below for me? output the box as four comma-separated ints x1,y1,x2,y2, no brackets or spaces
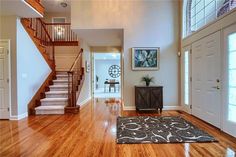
116,116,219,144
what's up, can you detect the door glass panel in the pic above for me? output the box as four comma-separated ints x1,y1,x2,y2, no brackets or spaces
184,51,189,105
229,88,236,105
228,33,236,122
229,105,236,123
229,33,236,51
229,70,236,87
229,51,236,69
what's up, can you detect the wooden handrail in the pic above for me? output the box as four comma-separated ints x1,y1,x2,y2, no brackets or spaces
38,19,53,42
67,49,84,109
69,49,83,72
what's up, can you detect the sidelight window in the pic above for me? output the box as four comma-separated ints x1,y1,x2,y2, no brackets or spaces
228,32,236,122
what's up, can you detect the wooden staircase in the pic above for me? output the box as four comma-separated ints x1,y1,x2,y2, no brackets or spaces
21,18,84,115
35,72,69,114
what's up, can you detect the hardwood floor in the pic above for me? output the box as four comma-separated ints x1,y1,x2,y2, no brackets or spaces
0,98,236,157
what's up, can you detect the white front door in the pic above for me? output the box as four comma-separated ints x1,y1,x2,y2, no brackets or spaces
222,24,236,137
182,46,192,114
192,31,221,128
0,40,10,119
192,38,205,120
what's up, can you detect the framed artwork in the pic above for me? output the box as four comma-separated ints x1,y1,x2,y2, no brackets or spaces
131,47,160,71
85,61,90,73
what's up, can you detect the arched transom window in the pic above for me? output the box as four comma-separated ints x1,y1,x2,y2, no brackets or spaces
183,0,236,38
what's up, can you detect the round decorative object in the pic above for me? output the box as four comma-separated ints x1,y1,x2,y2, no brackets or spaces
108,65,121,78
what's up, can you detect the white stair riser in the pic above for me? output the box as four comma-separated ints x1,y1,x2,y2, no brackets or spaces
56,72,68,75
36,109,64,115
50,87,68,91
41,101,68,106
56,76,69,80
46,93,68,98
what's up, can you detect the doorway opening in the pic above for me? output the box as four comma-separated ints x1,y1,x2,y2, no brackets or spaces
92,52,121,98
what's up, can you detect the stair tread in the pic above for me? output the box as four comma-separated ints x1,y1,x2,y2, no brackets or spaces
53,80,68,82
56,74,68,77
56,71,68,74
45,91,68,94
35,105,65,110
40,98,68,102
50,85,68,87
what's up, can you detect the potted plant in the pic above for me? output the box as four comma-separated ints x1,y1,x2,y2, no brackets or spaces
141,75,154,86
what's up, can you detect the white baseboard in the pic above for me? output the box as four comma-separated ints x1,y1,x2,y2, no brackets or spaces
163,106,183,111
123,106,136,111
123,105,182,111
77,97,91,108
10,112,28,120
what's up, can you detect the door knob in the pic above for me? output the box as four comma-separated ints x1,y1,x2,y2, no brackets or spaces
212,86,220,90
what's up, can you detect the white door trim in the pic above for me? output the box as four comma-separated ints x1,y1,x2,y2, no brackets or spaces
0,39,11,119
52,17,67,23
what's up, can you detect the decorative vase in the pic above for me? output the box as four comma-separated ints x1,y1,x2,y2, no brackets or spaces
146,82,150,86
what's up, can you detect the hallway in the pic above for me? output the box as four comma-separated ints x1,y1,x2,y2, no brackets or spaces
0,99,236,156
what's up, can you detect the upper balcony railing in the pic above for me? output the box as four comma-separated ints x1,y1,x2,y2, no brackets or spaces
44,23,79,46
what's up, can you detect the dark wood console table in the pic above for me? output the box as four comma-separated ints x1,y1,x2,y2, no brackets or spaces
135,86,163,113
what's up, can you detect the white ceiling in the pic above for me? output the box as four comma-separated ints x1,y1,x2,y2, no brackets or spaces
0,0,43,17
75,29,123,46
42,0,71,13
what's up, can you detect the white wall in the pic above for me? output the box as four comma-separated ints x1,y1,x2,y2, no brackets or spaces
16,19,51,115
77,40,91,106
55,46,80,71
71,1,179,108
95,59,120,88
